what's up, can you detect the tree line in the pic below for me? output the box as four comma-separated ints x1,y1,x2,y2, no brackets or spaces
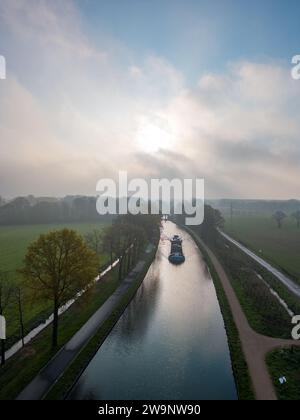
209,199,300,216
172,204,224,244
0,196,114,225
273,210,300,229
0,214,160,365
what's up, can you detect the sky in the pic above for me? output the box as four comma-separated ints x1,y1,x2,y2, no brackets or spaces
0,0,300,199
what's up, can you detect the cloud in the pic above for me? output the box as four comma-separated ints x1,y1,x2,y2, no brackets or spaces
0,0,182,196
0,1,299,199
148,60,300,198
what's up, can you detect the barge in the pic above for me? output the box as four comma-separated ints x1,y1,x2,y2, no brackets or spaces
168,235,185,265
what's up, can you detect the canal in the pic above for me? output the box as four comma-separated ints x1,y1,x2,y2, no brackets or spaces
69,222,237,400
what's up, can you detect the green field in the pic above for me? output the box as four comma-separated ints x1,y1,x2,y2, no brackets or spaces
266,347,300,400
224,216,300,283
0,222,110,346
0,222,110,273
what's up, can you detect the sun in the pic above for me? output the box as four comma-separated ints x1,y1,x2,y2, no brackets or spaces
136,121,173,153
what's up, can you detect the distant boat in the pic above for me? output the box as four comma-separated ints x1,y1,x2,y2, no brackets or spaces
168,235,185,265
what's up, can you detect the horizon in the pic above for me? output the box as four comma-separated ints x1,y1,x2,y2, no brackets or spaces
2,194,300,203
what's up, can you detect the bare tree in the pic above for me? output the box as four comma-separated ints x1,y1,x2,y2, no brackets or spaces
14,282,25,347
111,223,131,282
0,272,14,365
101,228,115,269
292,210,300,228
85,229,103,258
273,211,287,229
103,220,147,282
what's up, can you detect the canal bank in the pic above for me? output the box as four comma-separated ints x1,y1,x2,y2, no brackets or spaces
68,222,237,400
17,241,158,400
186,228,300,400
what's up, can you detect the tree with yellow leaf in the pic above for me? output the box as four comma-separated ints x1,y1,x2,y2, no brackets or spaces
20,229,98,348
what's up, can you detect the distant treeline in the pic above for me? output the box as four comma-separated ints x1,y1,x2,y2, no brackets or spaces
0,196,115,225
208,199,300,216
1,195,300,225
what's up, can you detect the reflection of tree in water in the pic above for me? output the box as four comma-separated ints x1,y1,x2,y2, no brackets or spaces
82,390,97,400
180,232,212,283
112,263,161,346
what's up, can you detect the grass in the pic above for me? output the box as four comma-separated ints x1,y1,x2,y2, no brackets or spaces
44,242,158,400
0,222,110,272
266,347,300,400
184,226,255,400
0,222,110,348
224,215,300,283
0,264,121,400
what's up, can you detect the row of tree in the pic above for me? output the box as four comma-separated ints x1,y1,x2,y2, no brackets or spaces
209,199,300,216
86,214,160,284
273,210,300,228
0,214,161,365
0,196,114,225
172,204,224,244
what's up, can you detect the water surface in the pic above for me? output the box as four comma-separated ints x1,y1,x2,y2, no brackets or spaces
69,222,237,400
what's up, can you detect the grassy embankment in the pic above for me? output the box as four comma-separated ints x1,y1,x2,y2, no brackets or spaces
266,347,300,400
0,222,110,349
188,222,300,397
213,234,297,339
0,225,157,400
224,215,300,284
0,262,121,400
219,217,300,398
44,241,158,400
187,216,300,399
185,226,255,400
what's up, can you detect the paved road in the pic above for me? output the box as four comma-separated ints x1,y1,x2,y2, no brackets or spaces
17,261,146,400
219,230,300,298
199,237,300,401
